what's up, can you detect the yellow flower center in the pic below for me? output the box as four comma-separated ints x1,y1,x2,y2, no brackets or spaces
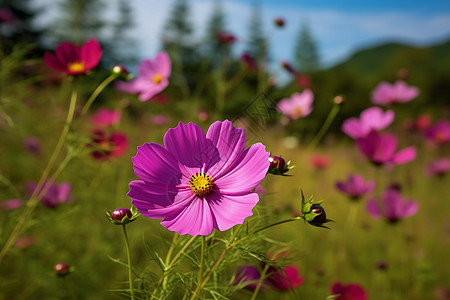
67,62,86,73
98,140,111,152
152,74,163,84
292,107,303,118
189,172,213,196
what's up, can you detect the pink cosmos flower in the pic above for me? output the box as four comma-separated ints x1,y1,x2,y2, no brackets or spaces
335,174,375,200
90,130,128,161
356,131,416,166
277,90,314,120
151,114,171,126
330,281,368,300
27,181,74,208
366,185,418,223
43,38,102,76
116,52,171,101
128,120,270,236
0,199,22,210
14,236,35,249
310,154,330,170
235,264,303,291
426,158,450,177
425,120,450,144
342,107,395,139
371,80,419,106
92,108,121,128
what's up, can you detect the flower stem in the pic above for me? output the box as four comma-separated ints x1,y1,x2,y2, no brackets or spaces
162,233,179,290
197,236,206,297
75,74,116,129
250,264,269,300
308,102,340,151
122,224,135,300
0,88,77,262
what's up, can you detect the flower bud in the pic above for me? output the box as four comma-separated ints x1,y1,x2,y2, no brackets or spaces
300,190,333,229
310,204,326,225
106,206,140,225
111,65,132,81
268,155,293,175
333,95,344,105
281,61,296,74
54,262,71,276
274,17,285,27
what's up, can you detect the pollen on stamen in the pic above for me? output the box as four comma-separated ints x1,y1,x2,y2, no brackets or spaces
152,74,163,84
189,172,213,197
67,62,86,73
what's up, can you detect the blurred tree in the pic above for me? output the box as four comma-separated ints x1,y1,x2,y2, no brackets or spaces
49,0,106,45
246,1,267,63
294,21,320,72
203,0,229,66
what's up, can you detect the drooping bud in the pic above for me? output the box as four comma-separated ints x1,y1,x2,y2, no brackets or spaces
106,206,140,225
300,190,333,228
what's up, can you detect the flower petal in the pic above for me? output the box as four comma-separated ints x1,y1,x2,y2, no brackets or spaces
55,41,80,64
81,38,102,70
43,52,67,72
366,197,381,219
392,146,416,165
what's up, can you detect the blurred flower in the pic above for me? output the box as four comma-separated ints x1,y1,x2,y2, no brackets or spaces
151,114,170,126
128,120,269,236
91,108,121,128
310,154,330,170
116,52,171,101
23,136,41,157
397,68,409,80
274,17,285,27
54,262,71,276
216,31,237,44
403,113,431,132
425,120,450,144
0,199,22,210
295,73,311,89
366,185,419,223
197,109,209,122
335,174,375,200
342,107,395,139
277,90,314,120
281,61,296,74
371,80,419,106
14,236,35,249
426,158,450,177
235,264,303,291
241,52,258,71
356,131,416,166
44,38,102,76
330,281,368,300
0,8,16,24
90,130,128,161
27,181,74,208
434,286,450,300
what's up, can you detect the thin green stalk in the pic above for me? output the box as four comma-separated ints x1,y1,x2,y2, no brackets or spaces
250,264,269,300
0,89,77,262
196,236,206,299
162,233,179,290
76,74,116,129
308,103,340,151
122,224,135,300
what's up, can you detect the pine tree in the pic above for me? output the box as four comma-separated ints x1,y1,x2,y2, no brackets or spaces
203,0,228,65
294,22,320,72
246,1,267,63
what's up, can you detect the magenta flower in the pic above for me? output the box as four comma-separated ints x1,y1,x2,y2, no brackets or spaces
0,8,16,24
335,174,375,200
116,52,171,101
425,120,450,144
128,120,270,236
356,131,416,166
43,38,102,76
366,185,418,223
92,108,121,128
426,158,450,177
0,199,22,210
277,90,314,120
27,181,74,208
371,80,419,106
342,107,394,139
310,154,330,170
330,281,368,300
90,130,128,161
235,264,303,291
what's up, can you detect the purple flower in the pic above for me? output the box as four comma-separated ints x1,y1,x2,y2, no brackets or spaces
335,174,375,200
371,80,419,106
425,120,450,144
277,90,314,120
27,181,74,208
0,199,22,210
116,52,171,101
235,264,303,291
342,107,394,139
356,131,416,166
23,136,41,157
426,158,450,177
366,185,418,223
91,108,121,128
128,120,270,236
330,281,368,300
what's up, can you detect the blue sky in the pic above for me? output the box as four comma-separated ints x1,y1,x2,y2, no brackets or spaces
34,0,450,74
